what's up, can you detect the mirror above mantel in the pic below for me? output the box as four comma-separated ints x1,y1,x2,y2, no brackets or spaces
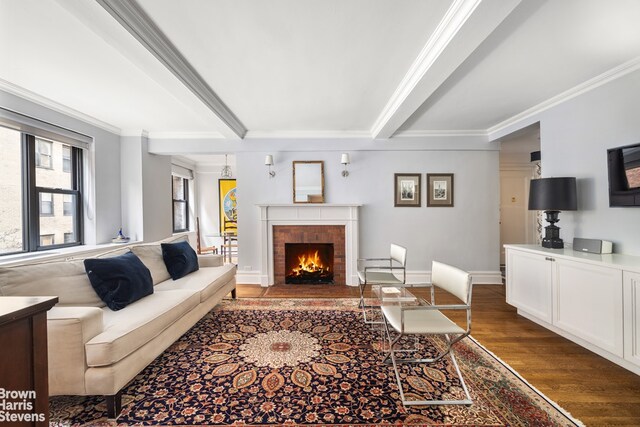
293,161,324,203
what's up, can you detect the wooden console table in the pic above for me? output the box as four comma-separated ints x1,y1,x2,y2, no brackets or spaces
0,296,58,426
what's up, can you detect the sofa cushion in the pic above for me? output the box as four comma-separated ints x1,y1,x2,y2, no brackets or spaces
85,289,200,367
154,265,236,303
161,240,199,280
131,245,171,285
84,252,153,311
0,260,105,307
130,235,188,285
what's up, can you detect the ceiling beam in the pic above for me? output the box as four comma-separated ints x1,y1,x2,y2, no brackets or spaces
95,0,247,139
371,0,521,139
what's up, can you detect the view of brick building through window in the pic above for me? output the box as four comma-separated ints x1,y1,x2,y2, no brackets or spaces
0,126,76,254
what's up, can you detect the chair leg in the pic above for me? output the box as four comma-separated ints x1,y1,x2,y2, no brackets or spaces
383,323,472,406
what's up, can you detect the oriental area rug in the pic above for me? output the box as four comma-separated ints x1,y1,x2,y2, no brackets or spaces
50,299,583,426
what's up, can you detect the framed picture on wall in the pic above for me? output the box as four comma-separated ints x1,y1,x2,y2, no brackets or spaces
218,179,237,233
427,173,454,207
394,173,421,207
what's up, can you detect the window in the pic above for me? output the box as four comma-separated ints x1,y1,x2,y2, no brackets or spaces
62,144,71,173
63,194,73,216
0,127,83,255
40,193,54,216
35,139,53,169
40,234,55,246
172,176,189,232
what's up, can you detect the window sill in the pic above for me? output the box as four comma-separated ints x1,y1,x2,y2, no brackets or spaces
0,241,141,267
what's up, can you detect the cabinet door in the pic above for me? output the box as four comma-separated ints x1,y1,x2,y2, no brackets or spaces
624,271,640,367
554,258,623,357
506,249,553,323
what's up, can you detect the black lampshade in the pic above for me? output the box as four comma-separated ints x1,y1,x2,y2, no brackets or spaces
530,151,541,162
529,177,577,211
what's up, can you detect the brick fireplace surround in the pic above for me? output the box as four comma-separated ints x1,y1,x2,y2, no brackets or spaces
273,225,345,285
258,204,360,286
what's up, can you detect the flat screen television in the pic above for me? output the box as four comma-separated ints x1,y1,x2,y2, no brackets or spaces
607,142,640,207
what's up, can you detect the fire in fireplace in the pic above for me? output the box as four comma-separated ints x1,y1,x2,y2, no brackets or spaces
285,243,334,284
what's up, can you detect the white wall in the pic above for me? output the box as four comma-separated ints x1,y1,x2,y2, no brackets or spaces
235,147,501,279
493,69,640,256
540,70,640,255
0,90,121,244
120,134,173,242
120,136,144,241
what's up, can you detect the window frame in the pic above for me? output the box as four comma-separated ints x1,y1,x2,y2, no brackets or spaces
172,176,189,233
0,133,84,255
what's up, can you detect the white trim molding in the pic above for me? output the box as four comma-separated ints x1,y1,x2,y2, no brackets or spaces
245,130,372,139
393,129,488,138
96,0,247,139
371,0,521,139
0,78,121,135
488,56,640,140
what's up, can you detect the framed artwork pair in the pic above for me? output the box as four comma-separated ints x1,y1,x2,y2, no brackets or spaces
394,173,454,207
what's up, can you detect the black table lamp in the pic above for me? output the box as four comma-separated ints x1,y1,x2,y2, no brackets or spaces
528,177,577,249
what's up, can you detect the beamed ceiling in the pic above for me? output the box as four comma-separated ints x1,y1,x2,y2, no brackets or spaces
1,0,639,142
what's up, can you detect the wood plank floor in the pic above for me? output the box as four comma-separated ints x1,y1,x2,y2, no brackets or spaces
235,283,640,427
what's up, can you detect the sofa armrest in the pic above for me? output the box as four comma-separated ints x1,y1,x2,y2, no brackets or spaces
47,306,103,395
198,254,224,268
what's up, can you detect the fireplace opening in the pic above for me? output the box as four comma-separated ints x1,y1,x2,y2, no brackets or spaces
285,243,334,284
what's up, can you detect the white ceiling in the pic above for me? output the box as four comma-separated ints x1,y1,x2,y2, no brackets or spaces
1,0,639,141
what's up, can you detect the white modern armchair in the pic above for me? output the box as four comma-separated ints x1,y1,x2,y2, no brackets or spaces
382,260,473,406
357,243,407,323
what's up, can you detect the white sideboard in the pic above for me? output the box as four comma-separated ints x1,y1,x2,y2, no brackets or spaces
505,244,640,375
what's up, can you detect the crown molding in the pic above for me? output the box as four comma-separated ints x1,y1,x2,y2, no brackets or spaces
488,56,640,139
393,129,488,138
96,0,247,139
147,131,226,140
244,130,372,139
371,0,483,139
0,78,121,135
120,129,149,138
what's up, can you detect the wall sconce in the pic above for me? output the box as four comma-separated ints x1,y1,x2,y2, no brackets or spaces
265,154,275,177
341,153,350,177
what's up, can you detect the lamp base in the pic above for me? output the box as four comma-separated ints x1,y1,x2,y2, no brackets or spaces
541,210,564,249
542,238,564,249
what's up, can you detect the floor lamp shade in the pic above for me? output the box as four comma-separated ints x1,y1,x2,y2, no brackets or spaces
528,177,577,249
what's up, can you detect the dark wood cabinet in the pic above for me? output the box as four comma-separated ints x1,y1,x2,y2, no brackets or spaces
0,296,58,427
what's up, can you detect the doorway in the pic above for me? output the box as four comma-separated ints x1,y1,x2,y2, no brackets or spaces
498,124,541,265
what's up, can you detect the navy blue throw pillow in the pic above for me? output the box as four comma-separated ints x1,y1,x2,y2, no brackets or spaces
161,240,199,280
83,252,153,311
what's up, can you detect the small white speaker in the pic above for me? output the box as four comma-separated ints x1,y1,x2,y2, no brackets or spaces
573,238,613,254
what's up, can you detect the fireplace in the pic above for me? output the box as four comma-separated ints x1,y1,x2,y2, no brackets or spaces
258,204,360,286
272,224,346,285
285,243,334,284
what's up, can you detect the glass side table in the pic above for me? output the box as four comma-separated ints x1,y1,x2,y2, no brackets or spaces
370,285,420,353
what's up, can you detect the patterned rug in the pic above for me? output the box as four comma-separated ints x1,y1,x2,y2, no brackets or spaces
50,299,583,426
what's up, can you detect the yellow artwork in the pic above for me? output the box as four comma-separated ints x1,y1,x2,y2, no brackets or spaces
218,179,237,233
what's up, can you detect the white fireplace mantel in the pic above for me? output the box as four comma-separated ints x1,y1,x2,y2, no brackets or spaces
258,204,361,287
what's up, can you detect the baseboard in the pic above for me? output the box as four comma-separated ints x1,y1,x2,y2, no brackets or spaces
236,270,503,286
235,271,262,285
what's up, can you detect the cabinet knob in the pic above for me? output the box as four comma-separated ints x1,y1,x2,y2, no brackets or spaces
545,257,555,261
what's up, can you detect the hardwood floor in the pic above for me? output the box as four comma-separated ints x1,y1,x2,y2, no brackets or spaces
235,283,640,427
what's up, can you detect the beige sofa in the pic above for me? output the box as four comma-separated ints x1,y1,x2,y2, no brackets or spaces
0,236,236,417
